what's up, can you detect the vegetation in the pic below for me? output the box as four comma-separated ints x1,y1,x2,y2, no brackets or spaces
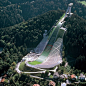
63,14,86,71
0,10,64,85
1,0,86,28
19,62,40,72
1,0,86,85
78,0,86,6
0,4,23,28
29,61,42,65
57,29,65,39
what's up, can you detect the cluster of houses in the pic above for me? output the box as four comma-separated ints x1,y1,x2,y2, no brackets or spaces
32,81,56,86
53,72,86,86
0,72,86,86
31,72,86,86
53,72,86,81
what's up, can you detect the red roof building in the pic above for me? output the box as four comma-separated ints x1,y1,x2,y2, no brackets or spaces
49,81,56,86
71,74,76,81
33,84,40,86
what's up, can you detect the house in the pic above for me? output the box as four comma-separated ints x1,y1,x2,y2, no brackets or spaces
63,74,68,79
61,82,66,86
79,73,85,82
71,74,76,81
0,78,5,83
66,79,70,84
48,80,56,86
33,84,40,86
60,75,65,79
26,83,31,86
0,78,5,86
53,72,59,79
0,74,7,86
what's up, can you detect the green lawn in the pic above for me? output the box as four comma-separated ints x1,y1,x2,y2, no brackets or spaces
78,1,86,6
29,61,42,65
19,62,40,72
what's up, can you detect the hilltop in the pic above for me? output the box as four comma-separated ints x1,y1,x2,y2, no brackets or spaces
1,0,86,28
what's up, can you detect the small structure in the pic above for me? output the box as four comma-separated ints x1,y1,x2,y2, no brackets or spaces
63,74,68,79
71,74,76,81
48,80,56,86
53,72,59,79
60,75,65,79
66,79,70,84
33,84,40,86
61,82,66,86
0,74,7,84
79,73,85,82
26,83,31,86
65,3,73,17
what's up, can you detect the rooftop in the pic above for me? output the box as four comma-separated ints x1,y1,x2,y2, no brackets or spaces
68,3,73,6
71,74,76,79
61,82,66,86
49,81,56,86
33,84,40,86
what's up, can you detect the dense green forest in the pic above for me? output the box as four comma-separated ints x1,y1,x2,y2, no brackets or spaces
1,0,86,28
0,4,23,28
63,14,86,70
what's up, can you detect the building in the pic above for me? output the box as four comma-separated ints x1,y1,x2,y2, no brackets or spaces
26,83,31,86
71,74,76,81
48,80,56,86
61,82,66,86
33,84,40,86
79,73,85,82
60,75,65,79
63,74,68,79
53,72,59,79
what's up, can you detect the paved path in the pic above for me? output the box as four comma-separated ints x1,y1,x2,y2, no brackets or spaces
15,62,22,74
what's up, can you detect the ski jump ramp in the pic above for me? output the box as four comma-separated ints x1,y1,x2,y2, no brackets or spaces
25,18,65,68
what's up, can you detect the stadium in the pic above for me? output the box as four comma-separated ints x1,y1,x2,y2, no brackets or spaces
20,3,73,70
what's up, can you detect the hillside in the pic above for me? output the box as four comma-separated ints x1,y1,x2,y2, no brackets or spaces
63,14,86,70
0,4,23,28
0,10,64,74
1,0,86,28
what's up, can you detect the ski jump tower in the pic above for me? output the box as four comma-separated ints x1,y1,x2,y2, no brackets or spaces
65,3,73,17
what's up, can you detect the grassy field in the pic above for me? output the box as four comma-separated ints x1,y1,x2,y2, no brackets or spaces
78,1,86,6
29,61,42,65
19,62,40,72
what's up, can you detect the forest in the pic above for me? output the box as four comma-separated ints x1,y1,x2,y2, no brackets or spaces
1,0,86,28
63,14,86,71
